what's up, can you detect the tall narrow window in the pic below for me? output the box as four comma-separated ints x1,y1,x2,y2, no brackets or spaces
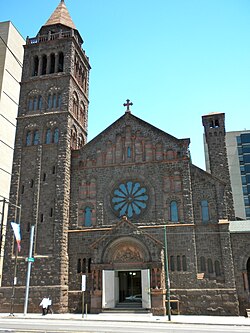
73,93,79,117
200,256,206,272
207,258,213,274
33,130,39,145
33,97,37,111
57,94,62,108
170,256,175,271
182,255,187,271
88,258,91,273
177,255,181,271
38,96,43,110
26,131,32,146
170,201,178,222
54,128,59,144
47,94,52,109
33,56,39,76
201,200,209,223
41,55,47,75
46,129,51,144
84,207,92,227
28,98,33,111
127,146,131,158
77,259,81,273
58,52,64,72
82,258,86,273
53,94,57,108
215,260,221,276
50,53,55,73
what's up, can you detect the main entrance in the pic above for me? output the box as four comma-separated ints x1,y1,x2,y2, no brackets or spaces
102,269,151,309
118,271,142,304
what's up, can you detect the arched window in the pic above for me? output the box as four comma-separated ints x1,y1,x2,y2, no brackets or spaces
88,258,91,273
182,255,187,271
58,52,64,72
33,56,39,76
45,129,51,144
200,256,206,272
82,258,86,273
215,260,221,276
84,207,92,227
170,201,178,222
38,96,43,110
28,98,33,111
71,127,77,149
33,97,37,111
50,53,55,73
167,150,174,160
79,67,82,83
78,134,84,148
54,128,59,144
201,200,209,223
52,94,57,108
41,55,47,75
33,130,39,145
207,258,213,274
81,71,85,87
47,94,52,109
170,256,175,271
73,93,79,117
177,255,181,271
26,131,32,146
79,102,85,123
57,94,62,108
77,259,81,273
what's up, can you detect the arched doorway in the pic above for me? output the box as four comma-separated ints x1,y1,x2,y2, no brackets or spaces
102,237,151,309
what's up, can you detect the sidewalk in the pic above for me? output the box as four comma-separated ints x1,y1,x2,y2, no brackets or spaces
0,312,250,326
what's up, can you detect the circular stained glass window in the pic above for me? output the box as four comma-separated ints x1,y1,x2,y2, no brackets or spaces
112,181,148,218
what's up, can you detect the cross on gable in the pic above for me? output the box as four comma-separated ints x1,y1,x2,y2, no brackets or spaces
123,99,133,113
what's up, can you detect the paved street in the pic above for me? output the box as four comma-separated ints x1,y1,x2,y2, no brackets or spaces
0,313,249,333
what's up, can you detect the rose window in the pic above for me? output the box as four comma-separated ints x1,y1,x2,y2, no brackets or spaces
112,181,148,218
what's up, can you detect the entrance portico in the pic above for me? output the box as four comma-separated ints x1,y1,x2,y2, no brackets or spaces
102,269,151,309
89,218,166,315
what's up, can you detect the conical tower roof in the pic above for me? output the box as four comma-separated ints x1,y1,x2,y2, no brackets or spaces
44,0,76,29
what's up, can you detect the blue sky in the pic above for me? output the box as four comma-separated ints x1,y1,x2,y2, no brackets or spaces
1,0,250,169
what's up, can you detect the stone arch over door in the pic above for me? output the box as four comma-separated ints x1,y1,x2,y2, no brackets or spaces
102,236,151,265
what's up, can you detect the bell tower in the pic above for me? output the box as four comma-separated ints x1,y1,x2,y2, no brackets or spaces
202,112,235,221
2,0,90,312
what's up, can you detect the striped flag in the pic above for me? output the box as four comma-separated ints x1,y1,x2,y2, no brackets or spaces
11,222,21,252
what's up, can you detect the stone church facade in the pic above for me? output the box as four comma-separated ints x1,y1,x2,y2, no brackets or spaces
1,1,250,316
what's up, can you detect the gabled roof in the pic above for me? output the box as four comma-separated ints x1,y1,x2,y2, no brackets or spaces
44,0,76,29
90,216,163,250
85,111,190,150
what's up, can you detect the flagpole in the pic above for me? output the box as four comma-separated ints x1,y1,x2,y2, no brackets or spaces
164,225,171,321
0,197,6,255
9,204,21,316
24,225,35,315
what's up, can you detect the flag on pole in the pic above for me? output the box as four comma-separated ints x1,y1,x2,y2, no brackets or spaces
11,222,21,252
